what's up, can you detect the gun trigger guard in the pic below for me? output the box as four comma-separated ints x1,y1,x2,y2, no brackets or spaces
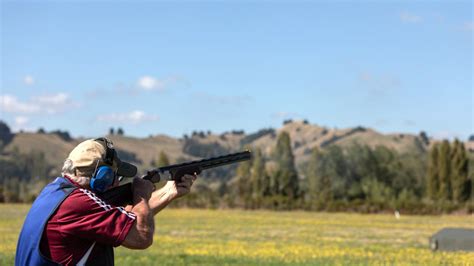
143,170,161,183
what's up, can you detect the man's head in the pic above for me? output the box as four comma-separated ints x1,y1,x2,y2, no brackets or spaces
62,138,137,190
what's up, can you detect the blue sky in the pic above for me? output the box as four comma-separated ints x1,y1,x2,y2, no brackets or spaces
1,1,472,139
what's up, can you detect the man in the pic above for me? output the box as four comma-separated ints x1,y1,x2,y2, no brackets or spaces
16,138,196,265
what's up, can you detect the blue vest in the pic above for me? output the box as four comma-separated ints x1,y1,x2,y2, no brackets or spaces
15,177,76,266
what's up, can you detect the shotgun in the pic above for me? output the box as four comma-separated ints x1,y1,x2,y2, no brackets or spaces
100,151,252,206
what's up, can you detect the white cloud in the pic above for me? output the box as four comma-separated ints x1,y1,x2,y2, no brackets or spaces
86,75,190,97
400,12,422,23
34,93,69,105
136,75,190,92
37,93,79,114
0,93,78,115
15,116,29,125
12,116,30,131
97,110,159,124
23,75,35,86
0,95,40,113
137,76,165,91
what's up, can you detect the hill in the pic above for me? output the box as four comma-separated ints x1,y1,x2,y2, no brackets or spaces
1,120,445,174
1,120,472,212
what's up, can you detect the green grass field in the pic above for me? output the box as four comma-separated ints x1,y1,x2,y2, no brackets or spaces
1,204,473,265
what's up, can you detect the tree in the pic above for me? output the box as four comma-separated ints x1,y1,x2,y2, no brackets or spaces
273,132,299,201
109,128,115,135
51,130,72,142
117,128,124,136
0,120,13,148
451,140,469,202
306,147,332,209
235,154,252,208
438,140,452,201
157,151,170,167
249,149,267,208
27,151,50,180
419,131,429,145
427,143,440,200
470,156,474,202
330,144,357,200
3,178,19,203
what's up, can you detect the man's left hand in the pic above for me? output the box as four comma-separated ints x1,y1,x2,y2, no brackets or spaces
164,173,197,200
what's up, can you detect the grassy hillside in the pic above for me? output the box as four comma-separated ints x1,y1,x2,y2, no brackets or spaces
106,134,187,167
4,133,79,171
2,121,437,173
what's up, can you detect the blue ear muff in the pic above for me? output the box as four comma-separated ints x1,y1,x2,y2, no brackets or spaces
90,166,115,193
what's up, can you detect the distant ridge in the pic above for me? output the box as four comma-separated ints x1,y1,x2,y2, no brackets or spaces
4,120,469,174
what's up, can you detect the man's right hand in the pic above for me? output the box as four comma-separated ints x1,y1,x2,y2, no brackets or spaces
132,177,154,201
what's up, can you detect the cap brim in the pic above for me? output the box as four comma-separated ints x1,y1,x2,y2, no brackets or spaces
117,161,137,177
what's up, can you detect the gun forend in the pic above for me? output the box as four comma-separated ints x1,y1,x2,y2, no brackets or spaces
155,150,252,182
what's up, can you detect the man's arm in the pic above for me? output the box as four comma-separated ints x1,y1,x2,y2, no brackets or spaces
121,178,155,249
121,174,195,249
149,174,196,215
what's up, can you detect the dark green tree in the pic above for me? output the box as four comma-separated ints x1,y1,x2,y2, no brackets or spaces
249,148,267,208
427,143,440,200
438,140,452,201
157,151,170,167
451,140,469,202
3,178,19,203
235,155,252,208
327,145,352,200
306,148,332,209
273,132,299,200
470,155,474,202
28,151,50,180
0,120,13,149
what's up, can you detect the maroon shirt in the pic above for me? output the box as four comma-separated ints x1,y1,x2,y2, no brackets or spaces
40,177,136,265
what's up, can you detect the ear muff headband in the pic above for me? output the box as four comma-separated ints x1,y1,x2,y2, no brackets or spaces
94,138,115,165
90,138,116,192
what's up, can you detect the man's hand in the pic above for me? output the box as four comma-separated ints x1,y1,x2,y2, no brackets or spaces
147,173,197,215
164,173,197,200
132,177,154,201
